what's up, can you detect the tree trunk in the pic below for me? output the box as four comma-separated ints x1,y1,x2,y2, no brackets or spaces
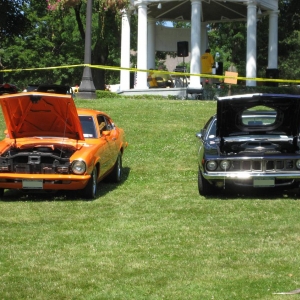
92,39,108,90
74,4,85,40
64,0,81,8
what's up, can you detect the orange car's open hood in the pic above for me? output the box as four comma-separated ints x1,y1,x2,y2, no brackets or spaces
0,92,84,140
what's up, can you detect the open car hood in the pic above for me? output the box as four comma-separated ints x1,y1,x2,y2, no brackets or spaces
0,92,84,140
216,93,300,138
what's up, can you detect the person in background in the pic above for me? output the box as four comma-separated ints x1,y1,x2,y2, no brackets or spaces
157,65,173,88
147,69,158,88
201,49,214,84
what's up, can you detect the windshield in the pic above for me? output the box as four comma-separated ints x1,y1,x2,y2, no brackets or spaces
241,107,277,127
207,119,217,140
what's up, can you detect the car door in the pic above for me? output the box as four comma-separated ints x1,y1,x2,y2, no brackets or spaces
79,115,110,177
97,114,119,172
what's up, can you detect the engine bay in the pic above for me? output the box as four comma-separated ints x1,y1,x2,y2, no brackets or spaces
0,145,74,174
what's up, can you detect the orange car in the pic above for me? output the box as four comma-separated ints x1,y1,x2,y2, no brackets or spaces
0,92,127,199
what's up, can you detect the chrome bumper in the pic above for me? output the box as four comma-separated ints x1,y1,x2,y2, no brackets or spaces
203,172,300,180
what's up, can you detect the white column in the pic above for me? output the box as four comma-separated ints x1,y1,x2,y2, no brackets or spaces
189,0,202,88
120,9,131,91
268,10,279,69
135,1,148,89
147,19,156,70
246,1,257,86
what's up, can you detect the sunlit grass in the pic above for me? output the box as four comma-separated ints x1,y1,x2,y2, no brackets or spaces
0,97,300,299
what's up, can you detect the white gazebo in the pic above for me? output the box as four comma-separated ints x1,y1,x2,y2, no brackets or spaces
120,0,279,91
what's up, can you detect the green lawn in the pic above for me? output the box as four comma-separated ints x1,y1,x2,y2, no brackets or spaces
1,97,300,299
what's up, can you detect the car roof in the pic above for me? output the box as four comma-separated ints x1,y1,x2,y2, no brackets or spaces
77,108,110,117
0,83,18,95
36,84,73,95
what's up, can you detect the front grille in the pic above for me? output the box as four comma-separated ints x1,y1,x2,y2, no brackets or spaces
207,158,300,172
15,165,30,173
0,154,71,174
252,161,262,171
14,163,59,174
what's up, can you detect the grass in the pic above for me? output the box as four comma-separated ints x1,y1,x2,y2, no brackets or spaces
1,97,300,299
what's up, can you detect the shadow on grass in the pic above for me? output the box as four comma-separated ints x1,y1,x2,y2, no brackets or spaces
0,167,130,202
204,186,300,200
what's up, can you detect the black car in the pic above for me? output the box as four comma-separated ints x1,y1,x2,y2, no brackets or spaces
24,84,39,92
23,84,75,96
196,93,300,196
0,83,18,95
36,84,74,95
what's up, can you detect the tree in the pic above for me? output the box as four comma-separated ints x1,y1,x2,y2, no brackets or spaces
277,0,300,79
0,0,31,82
0,0,31,43
3,0,300,89
208,22,247,76
208,0,300,81
1,0,133,89
46,0,131,89
1,1,84,87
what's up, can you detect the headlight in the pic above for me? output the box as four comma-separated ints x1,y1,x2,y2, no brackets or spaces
296,159,300,170
206,160,217,171
220,160,231,170
71,160,86,174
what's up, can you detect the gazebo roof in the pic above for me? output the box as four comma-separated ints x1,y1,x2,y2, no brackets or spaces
135,0,278,23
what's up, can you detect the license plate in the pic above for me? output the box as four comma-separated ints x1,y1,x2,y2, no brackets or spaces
22,180,43,189
253,177,274,187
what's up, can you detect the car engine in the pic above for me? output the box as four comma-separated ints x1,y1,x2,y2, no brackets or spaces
0,145,74,174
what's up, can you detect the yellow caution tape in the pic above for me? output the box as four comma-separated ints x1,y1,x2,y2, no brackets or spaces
1,64,300,84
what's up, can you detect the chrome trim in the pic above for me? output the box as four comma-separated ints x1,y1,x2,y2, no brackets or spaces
204,157,300,172
203,172,300,180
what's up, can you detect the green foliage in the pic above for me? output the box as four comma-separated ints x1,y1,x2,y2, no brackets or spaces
1,0,134,90
208,22,247,76
96,90,121,98
172,21,191,28
2,1,84,88
199,83,300,100
0,0,31,43
2,0,300,90
207,1,300,81
277,0,300,79
46,0,130,12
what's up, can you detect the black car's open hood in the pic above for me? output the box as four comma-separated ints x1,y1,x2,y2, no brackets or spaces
216,94,300,138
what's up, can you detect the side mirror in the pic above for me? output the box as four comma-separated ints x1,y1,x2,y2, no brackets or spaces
102,130,111,137
196,129,206,139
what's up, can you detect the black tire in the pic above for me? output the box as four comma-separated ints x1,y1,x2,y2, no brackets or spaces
82,167,97,199
108,153,122,183
0,188,4,198
198,169,215,196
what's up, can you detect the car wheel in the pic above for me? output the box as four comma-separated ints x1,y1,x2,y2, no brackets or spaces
0,188,4,198
198,169,215,196
108,153,122,183
82,167,97,199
